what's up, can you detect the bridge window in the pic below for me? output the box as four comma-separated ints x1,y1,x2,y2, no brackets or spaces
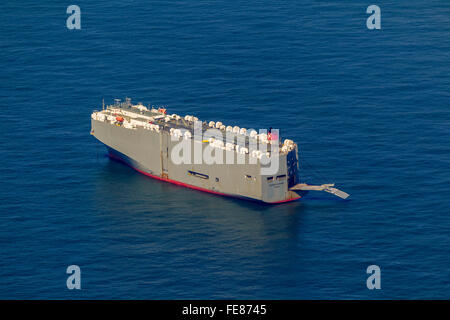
267,177,273,181
276,174,287,180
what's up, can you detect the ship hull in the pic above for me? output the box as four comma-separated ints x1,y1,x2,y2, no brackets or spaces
106,145,300,204
92,116,301,204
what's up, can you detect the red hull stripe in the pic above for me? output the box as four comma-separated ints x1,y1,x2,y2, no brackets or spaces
108,152,301,204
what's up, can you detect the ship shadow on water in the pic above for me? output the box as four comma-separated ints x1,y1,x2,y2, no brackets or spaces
93,156,310,237
96,154,350,224
85,155,354,299
103,152,309,213
99,153,351,218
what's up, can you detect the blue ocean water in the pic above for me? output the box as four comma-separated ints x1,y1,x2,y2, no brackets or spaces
1,0,449,299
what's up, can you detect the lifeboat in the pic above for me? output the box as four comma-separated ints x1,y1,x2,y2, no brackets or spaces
116,116,124,122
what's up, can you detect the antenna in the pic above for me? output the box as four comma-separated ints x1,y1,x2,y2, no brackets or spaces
102,99,105,110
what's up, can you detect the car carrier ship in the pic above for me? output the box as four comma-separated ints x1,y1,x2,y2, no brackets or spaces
91,98,349,204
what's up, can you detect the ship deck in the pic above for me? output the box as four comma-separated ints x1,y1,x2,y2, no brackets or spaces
99,104,284,151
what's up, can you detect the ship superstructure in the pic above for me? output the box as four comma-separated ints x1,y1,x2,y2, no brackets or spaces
91,98,348,203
